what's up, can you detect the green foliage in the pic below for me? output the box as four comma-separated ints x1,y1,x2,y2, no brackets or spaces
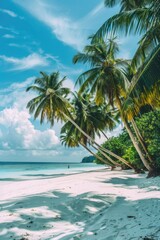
96,110,160,169
81,156,95,163
135,110,160,166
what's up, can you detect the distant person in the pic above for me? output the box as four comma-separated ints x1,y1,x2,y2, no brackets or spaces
68,165,70,169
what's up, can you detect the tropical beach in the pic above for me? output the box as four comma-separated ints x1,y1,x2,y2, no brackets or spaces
1,0,160,239
1,168,160,240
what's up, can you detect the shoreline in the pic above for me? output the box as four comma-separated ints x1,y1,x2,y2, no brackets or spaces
1,169,160,240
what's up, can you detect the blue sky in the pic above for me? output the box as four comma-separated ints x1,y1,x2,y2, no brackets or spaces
0,0,138,162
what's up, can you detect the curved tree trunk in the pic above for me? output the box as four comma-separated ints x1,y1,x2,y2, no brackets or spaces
80,142,113,166
62,112,136,171
131,119,152,162
89,142,120,167
123,118,152,171
116,96,153,172
101,131,109,140
93,141,136,170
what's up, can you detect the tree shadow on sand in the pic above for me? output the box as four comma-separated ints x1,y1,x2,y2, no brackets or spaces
0,190,112,240
0,175,160,240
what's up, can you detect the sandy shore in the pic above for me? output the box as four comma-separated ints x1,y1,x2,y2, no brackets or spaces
0,169,160,240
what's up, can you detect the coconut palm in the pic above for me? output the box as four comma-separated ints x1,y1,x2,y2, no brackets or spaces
26,71,138,171
94,0,160,69
73,37,153,173
26,71,71,125
60,93,121,167
70,92,137,168
60,121,114,166
95,1,160,107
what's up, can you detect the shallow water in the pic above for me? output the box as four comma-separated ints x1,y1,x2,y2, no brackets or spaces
0,162,105,180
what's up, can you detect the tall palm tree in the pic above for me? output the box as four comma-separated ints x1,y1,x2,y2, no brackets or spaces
73,37,153,173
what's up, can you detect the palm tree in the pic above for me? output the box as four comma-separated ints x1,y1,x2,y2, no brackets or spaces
94,0,160,69
69,92,137,168
26,71,71,125
60,122,114,166
60,93,121,167
96,1,160,109
26,71,137,171
73,37,153,173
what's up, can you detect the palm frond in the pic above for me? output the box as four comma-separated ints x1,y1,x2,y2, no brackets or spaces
26,95,45,114
26,85,44,93
123,44,160,116
129,44,160,95
75,68,100,88
104,0,119,8
93,9,151,41
131,25,160,69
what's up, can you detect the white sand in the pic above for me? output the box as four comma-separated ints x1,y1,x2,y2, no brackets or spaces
0,169,160,240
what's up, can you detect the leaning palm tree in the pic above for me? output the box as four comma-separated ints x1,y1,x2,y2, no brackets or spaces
26,73,135,170
70,92,137,169
60,121,114,167
61,93,122,168
26,71,133,169
73,37,153,173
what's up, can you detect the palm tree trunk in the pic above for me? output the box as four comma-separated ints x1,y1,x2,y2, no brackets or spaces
80,142,112,166
62,111,136,170
94,142,136,170
101,131,109,140
131,119,153,162
116,96,153,172
89,142,120,167
123,118,152,171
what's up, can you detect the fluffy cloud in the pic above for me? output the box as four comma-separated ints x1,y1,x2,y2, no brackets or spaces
0,77,35,109
0,108,59,150
0,76,87,162
0,53,49,70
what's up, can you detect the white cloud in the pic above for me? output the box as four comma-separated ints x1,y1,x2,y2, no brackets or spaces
88,2,104,17
0,108,59,150
0,8,17,17
62,78,75,92
0,53,49,70
3,34,15,39
0,77,35,110
13,0,108,51
13,0,85,50
31,150,60,156
0,77,88,162
0,25,19,35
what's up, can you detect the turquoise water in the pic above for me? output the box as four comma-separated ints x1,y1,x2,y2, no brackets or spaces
0,162,105,180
